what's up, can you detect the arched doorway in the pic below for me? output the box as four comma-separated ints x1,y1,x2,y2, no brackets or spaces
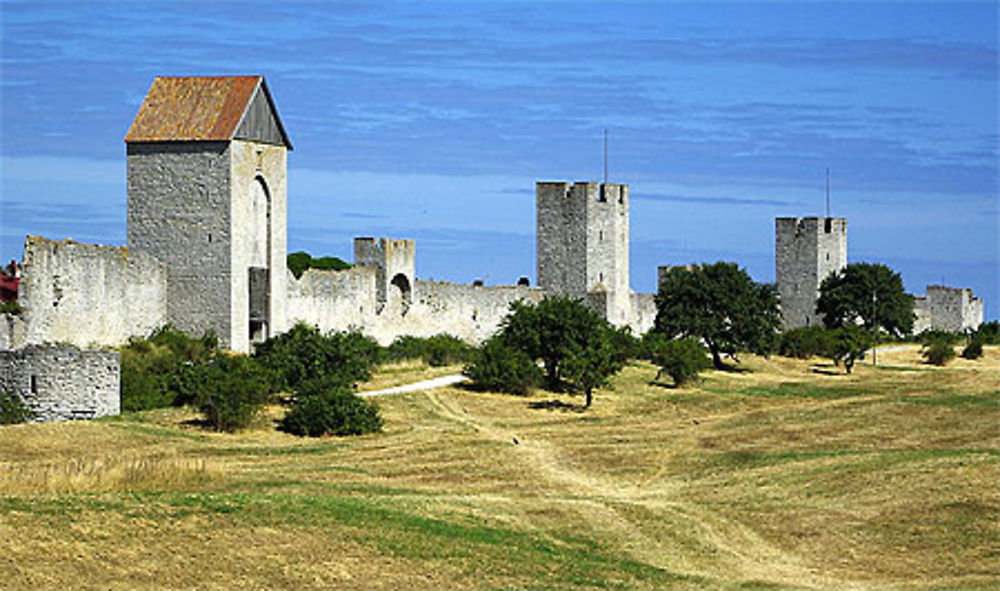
390,273,412,315
249,176,272,345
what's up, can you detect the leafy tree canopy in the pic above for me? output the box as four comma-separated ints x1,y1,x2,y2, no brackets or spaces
287,251,353,279
491,296,624,407
816,263,914,337
654,262,780,369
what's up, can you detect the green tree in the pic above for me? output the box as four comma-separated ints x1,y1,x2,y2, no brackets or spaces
816,263,914,337
827,325,872,374
253,323,381,392
560,325,625,408
463,336,541,396
649,337,712,386
654,262,780,369
474,296,624,407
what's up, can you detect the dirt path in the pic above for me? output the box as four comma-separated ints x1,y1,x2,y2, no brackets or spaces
358,374,467,397
420,389,846,589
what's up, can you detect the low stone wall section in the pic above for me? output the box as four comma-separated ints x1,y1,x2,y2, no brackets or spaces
0,344,120,422
15,236,168,349
286,267,544,345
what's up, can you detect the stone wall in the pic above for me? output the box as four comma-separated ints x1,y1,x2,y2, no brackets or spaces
0,344,119,422
629,292,656,335
286,265,543,345
127,141,234,346
12,236,167,349
913,285,984,333
775,217,847,329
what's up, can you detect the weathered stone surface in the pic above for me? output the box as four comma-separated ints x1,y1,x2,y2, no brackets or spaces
913,285,983,333
0,344,119,422
12,237,167,349
775,217,847,329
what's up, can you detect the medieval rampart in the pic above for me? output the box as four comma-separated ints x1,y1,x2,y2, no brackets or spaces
11,237,167,349
285,265,544,344
0,344,120,422
912,285,983,333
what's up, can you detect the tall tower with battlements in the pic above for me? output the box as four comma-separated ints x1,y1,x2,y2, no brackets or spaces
775,217,847,329
536,181,631,325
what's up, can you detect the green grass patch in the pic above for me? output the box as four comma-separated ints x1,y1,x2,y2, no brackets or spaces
733,382,863,400
901,392,1000,408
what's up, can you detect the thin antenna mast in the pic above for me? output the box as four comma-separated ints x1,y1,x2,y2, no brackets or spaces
825,167,831,218
603,128,609,185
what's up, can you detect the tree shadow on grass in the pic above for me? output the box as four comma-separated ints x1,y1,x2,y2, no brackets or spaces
527,399,585,413
811,362,844,376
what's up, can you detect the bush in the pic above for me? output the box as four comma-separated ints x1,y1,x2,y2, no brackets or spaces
779,326,833,359
464,336,542,396
387,334,473,367
974,321,1000,345
194,356,273,432
0,301,22,315
254,323,380,392
120,325,219,412
280,378,383,437
0,390,33,424
922,341,956,366
651,338,712,386
961,340,983,360
919,329,962,347
287,251,353,279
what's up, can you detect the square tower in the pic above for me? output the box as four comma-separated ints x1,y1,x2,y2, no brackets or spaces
775,217,847,329
354,237,416,316
536,181,631,324
125,76,292,353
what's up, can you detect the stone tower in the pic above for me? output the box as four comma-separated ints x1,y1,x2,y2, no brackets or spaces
125,76,292,353
354,237,416,316
536,181,631,324
775,217,847,329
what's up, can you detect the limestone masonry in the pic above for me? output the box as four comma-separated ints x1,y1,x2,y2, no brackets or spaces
775,217,848,329
0,344,120,422
0,74,987,421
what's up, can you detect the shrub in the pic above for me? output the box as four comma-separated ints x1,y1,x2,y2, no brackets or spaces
974,321,1000,345
922,341,956,366
287,251,353,279
0,301,22,315
120,325,219,412
194,356,273,432
387,334,473,367
961,340,983,360
0,391,33,424
919,329,962,347
779,326,833,359
280,378,383,437
651,338,712,386
464,336,542,396
254,323,380,392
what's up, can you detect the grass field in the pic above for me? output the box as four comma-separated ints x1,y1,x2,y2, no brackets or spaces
1,345,997,590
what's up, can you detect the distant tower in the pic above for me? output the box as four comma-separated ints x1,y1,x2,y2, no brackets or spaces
536,181,631,324
125,76,292,353
775,217,847,329
354,237,415,316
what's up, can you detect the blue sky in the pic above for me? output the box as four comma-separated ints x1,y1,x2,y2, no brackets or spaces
2,1,997,319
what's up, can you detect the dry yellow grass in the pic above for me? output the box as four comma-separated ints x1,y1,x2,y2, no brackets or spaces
0,345,997,589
